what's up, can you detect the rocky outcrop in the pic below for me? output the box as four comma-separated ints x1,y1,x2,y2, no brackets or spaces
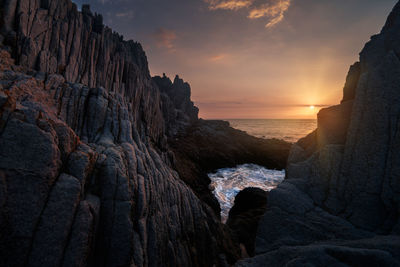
239,2,400,266
0,0,164,144
0,50,241,266
227,188,269,257
0,0,294,266
153,74,199,136
169,119,291,214
0,1,245,265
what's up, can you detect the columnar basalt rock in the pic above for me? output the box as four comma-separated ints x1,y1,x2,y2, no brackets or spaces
0,0,164,144
0,50,240,266
0,0,244,265
238,2,400,266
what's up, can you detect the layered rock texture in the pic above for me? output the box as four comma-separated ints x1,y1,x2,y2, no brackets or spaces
0,1,242,266
0,0,292,266
239,2,400,266
0,47,241,267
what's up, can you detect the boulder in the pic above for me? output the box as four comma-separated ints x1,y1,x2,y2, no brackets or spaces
227,188,269,256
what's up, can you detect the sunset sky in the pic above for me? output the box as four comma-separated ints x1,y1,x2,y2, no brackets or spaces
73,0,397,119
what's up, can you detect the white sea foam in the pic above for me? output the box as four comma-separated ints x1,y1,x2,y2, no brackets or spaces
208,164,285,222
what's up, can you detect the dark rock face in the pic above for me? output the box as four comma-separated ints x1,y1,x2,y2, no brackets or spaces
227,188,268,257
239,2,400,266
0,1,245,266
153,74,199,136
0,0,164,144
316,100,353,148
0,1,292,266
169,119,291,214
237,236,400,267
342,62,361,103
0,52,240,266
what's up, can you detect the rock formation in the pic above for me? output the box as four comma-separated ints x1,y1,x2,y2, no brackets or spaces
0,1,241,266
0,47,242,267
153,74,199,136
0,0,290,266
227,188,269,257
0,0,163,145
238,2,400,266
169,120,290,215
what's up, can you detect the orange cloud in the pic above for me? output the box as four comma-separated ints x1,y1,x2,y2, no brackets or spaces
205,0,291,28
209,54,227,61
248,0,291,28
205,0,253,10
153,28,177,51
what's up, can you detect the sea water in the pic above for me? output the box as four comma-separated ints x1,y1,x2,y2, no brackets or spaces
226,119,316,143
209,119,316,222
209,164,285,222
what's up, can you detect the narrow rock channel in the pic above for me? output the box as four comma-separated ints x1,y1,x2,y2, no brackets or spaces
209,164,285,222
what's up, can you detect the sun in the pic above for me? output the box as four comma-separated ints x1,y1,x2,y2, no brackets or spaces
309,105,315,110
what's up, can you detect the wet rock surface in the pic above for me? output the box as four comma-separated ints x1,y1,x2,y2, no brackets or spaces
169,119,291,215
238,2,400,266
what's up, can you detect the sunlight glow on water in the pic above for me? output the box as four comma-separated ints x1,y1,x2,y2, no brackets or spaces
226,119,316,143
208,164,285,222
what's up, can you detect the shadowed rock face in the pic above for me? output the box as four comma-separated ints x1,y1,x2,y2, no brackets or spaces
0,1,244,266
0,0,164,144
0,51,241,267
169,119,291,215
0,1,292,266
238,2,400,266
227,188,269,257
153,74,199,137
342,62,361,103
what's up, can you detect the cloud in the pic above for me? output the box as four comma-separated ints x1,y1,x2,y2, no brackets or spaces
153,28,177,51
205,0,292,28
248,0,290,28
205,0,253,10
209,54,228,61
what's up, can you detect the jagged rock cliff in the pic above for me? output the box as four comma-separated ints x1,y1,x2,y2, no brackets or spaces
1,0,163,144
0,1,243,266
239,2,400,266
153,74,199,136
0,47,242,267
0,0,292,266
